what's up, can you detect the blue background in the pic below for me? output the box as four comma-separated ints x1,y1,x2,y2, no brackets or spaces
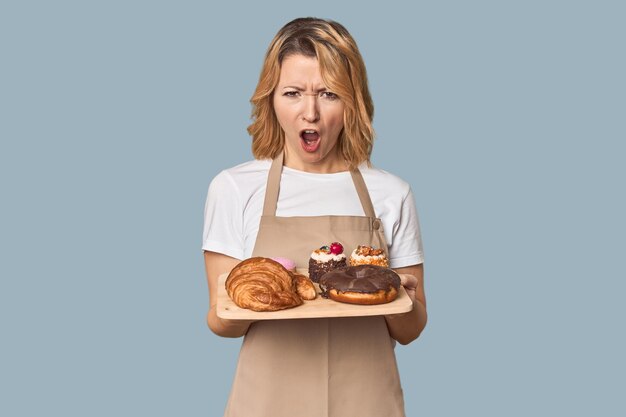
1,1,624,416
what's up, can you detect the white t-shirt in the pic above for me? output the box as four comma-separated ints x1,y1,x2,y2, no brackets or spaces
202,159,424,268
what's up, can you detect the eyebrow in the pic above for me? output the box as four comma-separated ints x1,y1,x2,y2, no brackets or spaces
281,86,329,92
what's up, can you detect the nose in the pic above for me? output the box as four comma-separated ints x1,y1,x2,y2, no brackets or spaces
302,94,319,122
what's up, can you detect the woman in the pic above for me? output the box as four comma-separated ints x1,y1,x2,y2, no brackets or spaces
203,17,427,417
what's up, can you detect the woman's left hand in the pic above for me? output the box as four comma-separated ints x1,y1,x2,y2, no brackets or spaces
393,264,426,309
398,273,418,303
384,264,427,344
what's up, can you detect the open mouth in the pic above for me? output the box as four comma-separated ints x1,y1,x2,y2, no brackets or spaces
300,129,321,152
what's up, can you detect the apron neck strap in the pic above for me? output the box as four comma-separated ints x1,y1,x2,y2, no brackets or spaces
262,150,376,218
349,167,377,218
262,151,284,216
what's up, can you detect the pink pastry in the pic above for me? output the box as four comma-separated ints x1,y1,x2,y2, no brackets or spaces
270,257,297,272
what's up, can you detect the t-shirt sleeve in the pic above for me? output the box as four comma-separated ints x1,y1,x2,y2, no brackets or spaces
388,187,425,268
201,170,245,260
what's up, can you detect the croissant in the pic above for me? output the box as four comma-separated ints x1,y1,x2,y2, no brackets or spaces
226,257,303,312
292,273,316,300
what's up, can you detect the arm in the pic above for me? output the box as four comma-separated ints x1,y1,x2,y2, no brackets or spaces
204,250,254,337
385,263,427,345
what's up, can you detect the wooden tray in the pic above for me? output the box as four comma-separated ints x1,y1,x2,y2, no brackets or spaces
216,271,413,320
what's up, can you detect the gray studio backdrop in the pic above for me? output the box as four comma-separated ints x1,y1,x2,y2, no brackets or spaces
1,1,624,416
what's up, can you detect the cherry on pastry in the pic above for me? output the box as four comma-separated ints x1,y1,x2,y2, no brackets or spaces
329,242,344,255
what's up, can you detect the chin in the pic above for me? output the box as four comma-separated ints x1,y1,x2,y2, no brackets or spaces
294,148,322,162
303,154,327,165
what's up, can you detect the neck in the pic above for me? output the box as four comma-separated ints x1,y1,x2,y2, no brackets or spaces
283,148,349,174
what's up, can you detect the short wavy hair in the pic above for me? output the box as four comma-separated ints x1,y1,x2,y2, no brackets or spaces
248,17,375,168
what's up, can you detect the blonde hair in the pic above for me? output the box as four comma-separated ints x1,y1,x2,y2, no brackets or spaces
248,17,375,168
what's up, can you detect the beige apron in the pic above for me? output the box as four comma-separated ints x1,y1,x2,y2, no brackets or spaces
224,152,405,417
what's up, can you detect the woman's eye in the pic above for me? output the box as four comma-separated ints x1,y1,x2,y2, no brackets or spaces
321,91,339,100
284,91,299,97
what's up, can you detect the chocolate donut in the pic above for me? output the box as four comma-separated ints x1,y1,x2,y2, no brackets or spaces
318,265,401,305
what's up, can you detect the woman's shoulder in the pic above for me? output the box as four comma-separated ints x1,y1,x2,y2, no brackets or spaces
224,158,271,177
360,163,411,197
206,159,271,206
211,159,271,187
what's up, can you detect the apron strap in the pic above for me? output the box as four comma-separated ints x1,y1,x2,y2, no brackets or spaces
262,151,377,218
349,168,377,218
262,151,284,216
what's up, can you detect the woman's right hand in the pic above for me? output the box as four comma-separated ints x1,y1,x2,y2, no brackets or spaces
208,311,255,338
204,251,255,337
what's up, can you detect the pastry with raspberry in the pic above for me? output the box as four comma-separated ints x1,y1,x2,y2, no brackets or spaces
307,242,347,283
